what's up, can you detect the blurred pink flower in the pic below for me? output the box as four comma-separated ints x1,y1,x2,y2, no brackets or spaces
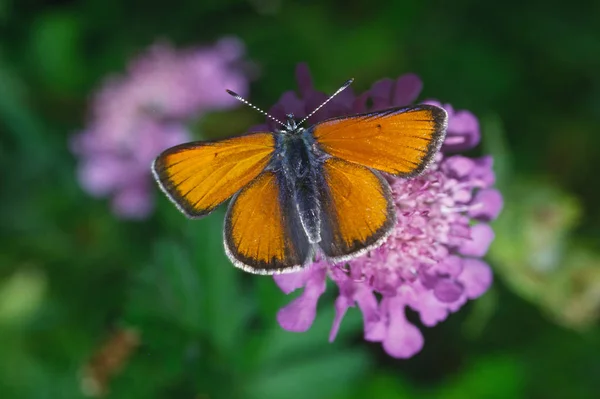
71,37,248,219
270,64,502,358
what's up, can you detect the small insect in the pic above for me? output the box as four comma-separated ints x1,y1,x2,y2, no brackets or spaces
152,79,447,274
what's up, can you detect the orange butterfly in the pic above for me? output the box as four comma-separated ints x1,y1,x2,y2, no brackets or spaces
152,79,447,274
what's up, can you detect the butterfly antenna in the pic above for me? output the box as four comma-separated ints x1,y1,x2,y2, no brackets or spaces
297,78,354,126
226,89,286,128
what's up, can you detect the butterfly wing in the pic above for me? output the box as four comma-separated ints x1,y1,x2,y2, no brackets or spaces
152,132,275,218
318,157,395,260
224,171,311,274
312,105,447,177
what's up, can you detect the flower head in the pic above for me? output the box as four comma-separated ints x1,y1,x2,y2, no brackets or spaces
271,64,502,358
71,38,248,219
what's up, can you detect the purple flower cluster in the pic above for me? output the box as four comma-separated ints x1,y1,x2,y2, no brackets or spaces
270,64,503,358
71,38,248,219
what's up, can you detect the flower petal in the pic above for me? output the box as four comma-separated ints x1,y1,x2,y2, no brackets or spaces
382,297,424,358
276,268,327,332
447,109,480,150
392,74,423,106
469,188,503,221
459,258,493,299
112,184,154,219
295,63,314,98
355,286,385,341
433,278,464,303
434,255,464,277
409,289,450,327
473,156,496,186
459,223,495,257
329,294,353,342
443,155,475,178
369,78,394,110
273,265,319,294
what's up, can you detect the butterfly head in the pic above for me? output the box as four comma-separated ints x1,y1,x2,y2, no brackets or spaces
281,113,303,135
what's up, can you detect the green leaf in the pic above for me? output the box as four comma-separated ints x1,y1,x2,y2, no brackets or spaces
462,285,499,340
244,348,371,399
28,11,85,92
349,373,415,399
480,113,513,192
0,268,47,328
126,238,203,332
430,355,525,399
0,0,11,24
0,64,51,163
489,179,581,302
247,287,364,368
255,275,289,321
185,212,250,356
110,324,194,399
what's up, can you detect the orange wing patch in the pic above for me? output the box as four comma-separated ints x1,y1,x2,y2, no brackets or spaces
152,133,274,218
224,171,310,274
319,158,395,260
313,105,447,177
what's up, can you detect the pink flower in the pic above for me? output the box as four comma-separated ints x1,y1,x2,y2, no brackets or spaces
271,64,502,358
71,38,248,219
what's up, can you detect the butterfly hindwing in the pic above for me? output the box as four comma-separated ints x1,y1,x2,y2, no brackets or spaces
318,157,395,260
224,171,311,274
312,105,447,177
152,132,275,218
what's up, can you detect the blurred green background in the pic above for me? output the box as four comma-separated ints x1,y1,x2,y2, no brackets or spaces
1,1,600,398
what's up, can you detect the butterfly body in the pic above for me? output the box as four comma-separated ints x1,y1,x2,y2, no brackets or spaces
153,92,448,274
272,120,325,244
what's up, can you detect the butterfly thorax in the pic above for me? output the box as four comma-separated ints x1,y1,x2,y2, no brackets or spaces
272,122,323,244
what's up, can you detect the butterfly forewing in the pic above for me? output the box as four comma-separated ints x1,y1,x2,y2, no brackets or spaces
224,171,311,274
312,105,447,177
318,158,395,260
152,132,275,218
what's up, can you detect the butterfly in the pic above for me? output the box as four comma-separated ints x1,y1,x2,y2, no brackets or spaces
152,79,447,275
